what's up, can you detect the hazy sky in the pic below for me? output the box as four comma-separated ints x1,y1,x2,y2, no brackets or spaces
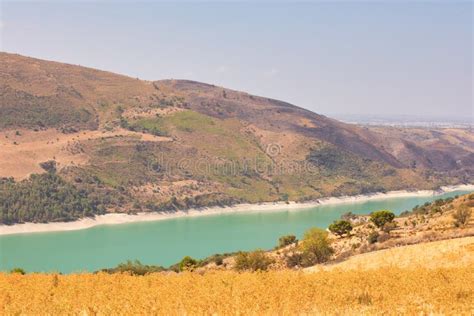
0,1,472,119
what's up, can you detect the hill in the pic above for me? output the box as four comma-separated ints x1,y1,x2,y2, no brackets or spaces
1,194,473,314
1,238,472,314
1,52,473,224
177,192,473,272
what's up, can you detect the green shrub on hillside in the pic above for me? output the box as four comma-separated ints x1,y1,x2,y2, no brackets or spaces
179,256,199,271
10,268,26,275
368,231,379,244
277,235,297,248
234,250,274,272
328,220,353,237
370,210,395,229
101,260,165,275
298,228,333,266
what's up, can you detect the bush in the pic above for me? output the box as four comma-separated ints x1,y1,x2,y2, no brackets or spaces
285,253,304,268
299,228,333,266
340,211,357,221
453,205,472,227
277,235,297,248
179,256,199,271
370,210,395,228
377,233,391,243
382,221,398,233
102,260,165,275
39,160,57,173
234,250,274,272
368,231,379,244
328,220,353,237
10,267,26,275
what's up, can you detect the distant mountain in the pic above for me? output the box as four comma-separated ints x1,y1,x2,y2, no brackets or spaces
1,52,473,223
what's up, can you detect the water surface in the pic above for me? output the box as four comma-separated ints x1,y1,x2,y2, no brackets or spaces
0,190,470,273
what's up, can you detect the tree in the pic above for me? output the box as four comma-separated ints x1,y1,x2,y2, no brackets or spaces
277,235,297,248
452,205,472,227
370,210,395,228
328,220,353,237
299,228,333,266
179,256,198,271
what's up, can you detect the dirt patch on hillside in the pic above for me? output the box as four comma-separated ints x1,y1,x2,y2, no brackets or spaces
0,128,172,179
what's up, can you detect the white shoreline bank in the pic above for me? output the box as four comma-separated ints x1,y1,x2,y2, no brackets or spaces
1,184,473,236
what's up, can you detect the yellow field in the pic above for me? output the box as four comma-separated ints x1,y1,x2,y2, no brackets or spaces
2,237,474,315
0,267,472,315
313,236,474,272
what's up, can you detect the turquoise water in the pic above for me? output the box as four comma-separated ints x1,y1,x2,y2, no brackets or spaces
0,190,470,274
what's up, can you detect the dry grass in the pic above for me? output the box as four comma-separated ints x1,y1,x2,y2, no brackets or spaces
0,128,171,179
3,236,473,314
1,267,472,315
313,236,474,272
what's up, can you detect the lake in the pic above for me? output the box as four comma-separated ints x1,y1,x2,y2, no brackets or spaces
0,190,470,273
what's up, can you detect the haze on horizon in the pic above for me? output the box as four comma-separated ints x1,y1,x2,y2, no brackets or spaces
0,1,472,120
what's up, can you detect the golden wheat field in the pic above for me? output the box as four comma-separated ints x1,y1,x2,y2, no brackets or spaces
1,267,473,315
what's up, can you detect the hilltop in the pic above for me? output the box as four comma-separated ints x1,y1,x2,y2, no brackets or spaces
1,52,473,224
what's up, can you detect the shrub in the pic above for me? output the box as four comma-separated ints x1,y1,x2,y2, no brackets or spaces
382,221,398,233
328,220,353,237
299,228,333,266
377,233,391,243
214,256,224,266
340,211,357,221
368,231,379,244
453,205,472,227
277,235,297,248
102,260,165,275
370,210,395,228
179,256,199,271
10,267,26,275
234,250,274,272
39,160,57,173
285,253,304,268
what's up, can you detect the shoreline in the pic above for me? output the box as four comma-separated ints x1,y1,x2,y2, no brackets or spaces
1,184,473,236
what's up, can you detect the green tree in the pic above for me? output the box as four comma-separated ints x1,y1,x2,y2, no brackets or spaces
370,210,395,228
299,228,333,266
179,256,198,271
277,235,297,248
328,220,353,237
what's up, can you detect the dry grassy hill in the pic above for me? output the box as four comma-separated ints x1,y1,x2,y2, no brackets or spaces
1,52,473,224
1,237,472,315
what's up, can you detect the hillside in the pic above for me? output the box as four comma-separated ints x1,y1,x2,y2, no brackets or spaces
172,192,473,273
2,194,473,314
1,52,473,224
1,238,472,314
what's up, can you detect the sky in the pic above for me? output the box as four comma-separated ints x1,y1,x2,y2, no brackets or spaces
0,1,472,119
